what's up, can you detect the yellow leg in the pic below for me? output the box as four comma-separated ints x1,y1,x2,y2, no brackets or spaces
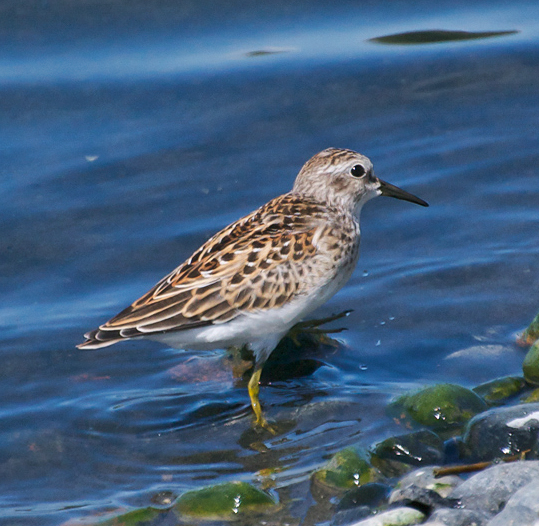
247,365,276,433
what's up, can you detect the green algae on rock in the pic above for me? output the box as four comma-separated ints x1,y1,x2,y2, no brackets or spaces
523,341,539,385
97,507,166,525
518,312,539,346
313,445,382,491
175,481,277,520
521,388,539,403
473,376,528,405
389,384,487,431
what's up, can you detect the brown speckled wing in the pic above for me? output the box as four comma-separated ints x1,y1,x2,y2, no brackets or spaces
79,194,329,347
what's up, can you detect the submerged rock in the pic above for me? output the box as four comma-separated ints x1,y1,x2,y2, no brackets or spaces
389,384,487,431
523,341,539,385
175,481,277,519
337,482,391,511
462,403,539,461
313,445,382,491
97,507,166,525
449,461,539,516
521,388,539,403
472,376,527,405
371,430,444,475
389,466,461,508
332,483,391,526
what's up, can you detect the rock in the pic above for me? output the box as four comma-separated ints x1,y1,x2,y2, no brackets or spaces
462,403,539,461
472,376,527,405
175,481,277,519
521,388,539,403
337,482,391,511
331,506,371,526
97,507,167,525
389,466,461,508
449,461,539,516
522,341,539,385
443,345,524,384
149,490,177,508
313,445,382,492
332,483,392,526
487,480,539,525
389,384,487,431
371,430,444,476
518,311,539,346
421,508,489,525
342,506,425,526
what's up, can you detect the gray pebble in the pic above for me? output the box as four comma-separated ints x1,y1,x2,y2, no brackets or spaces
344,506,425,526
389,467,461,507
462,403,539,461
487,480,539,525
422,508,489,526
450,461,539,515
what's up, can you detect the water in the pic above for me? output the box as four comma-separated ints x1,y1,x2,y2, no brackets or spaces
1,0,539,524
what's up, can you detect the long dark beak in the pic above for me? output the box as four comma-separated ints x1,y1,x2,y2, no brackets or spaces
379,179,429,207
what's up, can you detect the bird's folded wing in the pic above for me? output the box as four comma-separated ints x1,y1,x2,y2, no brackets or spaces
79,194,329,347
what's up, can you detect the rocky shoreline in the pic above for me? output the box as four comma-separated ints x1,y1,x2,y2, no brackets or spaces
72,311,539,526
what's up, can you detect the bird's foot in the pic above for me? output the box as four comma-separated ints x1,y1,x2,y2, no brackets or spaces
287,309,351,346
255,414,278,435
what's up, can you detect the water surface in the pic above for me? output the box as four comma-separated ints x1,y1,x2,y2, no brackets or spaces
1,0,539,524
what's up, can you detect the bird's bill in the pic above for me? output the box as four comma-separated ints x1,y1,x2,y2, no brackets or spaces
378,179,429,207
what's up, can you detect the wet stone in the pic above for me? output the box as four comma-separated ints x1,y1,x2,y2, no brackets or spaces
98,507,167,525
149,490,177,508
449,461,539,516
487,480,539,526
341,506,426,526
462,403,539,461
312,445,382,492
421,508,489,526
337,482,391,511
371,430,444,476
332,483,391,526
174,481,277,520
521,388,539,403
472,376,527,405
389,467,461,508
518,311,539,346
389,384,487,431
331,506,371,526
522,341,539,385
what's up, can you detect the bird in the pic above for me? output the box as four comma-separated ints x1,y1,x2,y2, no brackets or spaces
78,148,428,431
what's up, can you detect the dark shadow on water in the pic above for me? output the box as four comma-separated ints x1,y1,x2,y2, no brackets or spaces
369,29,519,45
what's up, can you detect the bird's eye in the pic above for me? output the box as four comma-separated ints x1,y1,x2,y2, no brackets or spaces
350,164,366,178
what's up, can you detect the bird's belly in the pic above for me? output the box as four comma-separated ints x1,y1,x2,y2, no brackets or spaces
148,288,331,354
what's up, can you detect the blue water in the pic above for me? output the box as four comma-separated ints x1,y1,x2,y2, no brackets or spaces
1,0,539,524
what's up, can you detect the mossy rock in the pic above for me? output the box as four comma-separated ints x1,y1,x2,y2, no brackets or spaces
313,445,381,491
473,376,527,405
175,481,277,520
519,312,539,346
521,388,539,403
523,341,539,385
98,507,165,525
389,384,487,431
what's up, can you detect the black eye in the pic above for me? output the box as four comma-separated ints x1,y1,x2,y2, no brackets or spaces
350,164,366,178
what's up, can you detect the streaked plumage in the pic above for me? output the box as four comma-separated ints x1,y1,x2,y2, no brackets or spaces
78,147,428,430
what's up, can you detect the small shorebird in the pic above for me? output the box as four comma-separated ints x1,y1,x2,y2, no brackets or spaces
78,148,428,431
